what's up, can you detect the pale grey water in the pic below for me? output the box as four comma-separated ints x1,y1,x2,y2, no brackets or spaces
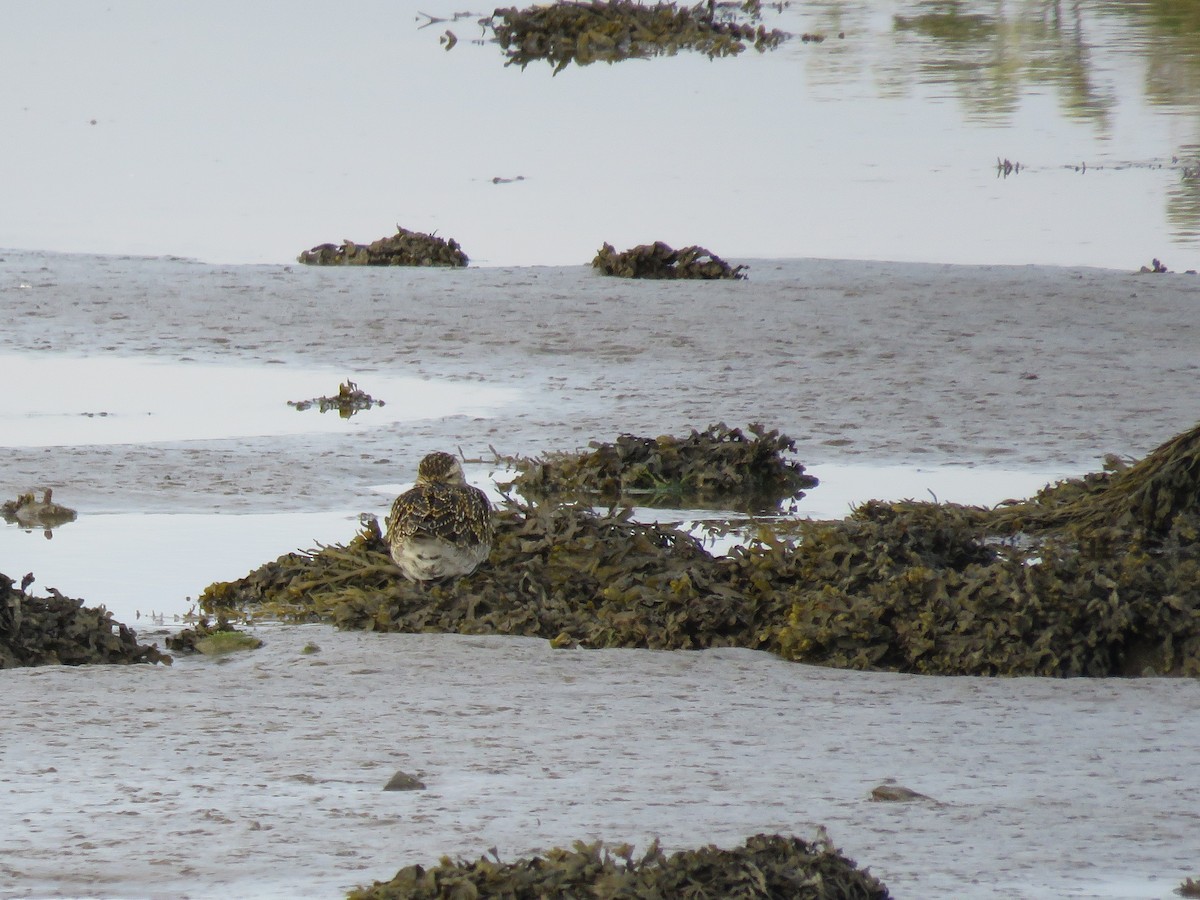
1,0,1198,271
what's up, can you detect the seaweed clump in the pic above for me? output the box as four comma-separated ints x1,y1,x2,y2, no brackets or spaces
1,572,170,668
201,422,1200,677
505,423,817,511
486,1,788,73
165,616,261,656
287,380,384,419
201,501,753,652
593,241,747,279
349,833,889,900
298,226,468,267
766,421,1200,676
2,488,77,531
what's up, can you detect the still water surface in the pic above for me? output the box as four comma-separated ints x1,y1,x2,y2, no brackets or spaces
1,1,1198,270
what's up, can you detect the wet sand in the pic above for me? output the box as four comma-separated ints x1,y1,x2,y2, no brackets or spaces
4,627,1198,900
2,250,1200,899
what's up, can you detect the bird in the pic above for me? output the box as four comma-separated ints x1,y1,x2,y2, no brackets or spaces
384,451,494,582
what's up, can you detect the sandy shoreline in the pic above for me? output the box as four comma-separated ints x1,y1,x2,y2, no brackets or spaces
3,250,1200,899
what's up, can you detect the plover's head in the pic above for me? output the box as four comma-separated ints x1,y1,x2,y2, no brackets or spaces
416,451,465,485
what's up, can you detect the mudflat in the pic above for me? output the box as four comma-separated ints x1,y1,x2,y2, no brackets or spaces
3,251,1198,512
2,251,1199,899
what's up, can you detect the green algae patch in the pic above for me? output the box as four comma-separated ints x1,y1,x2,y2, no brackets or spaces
593,241,747,279
200,423,1200,677
194,631,263,656
502,423,817,512
1,571,170,668
483,1,788,73
166,616,261,656
298,226,468,267
348,833,889,900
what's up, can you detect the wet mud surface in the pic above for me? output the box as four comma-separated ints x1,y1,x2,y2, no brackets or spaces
3,251,1199,515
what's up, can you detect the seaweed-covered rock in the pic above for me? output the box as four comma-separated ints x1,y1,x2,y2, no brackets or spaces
287,380,384,419
349,833,890,899
298,227,468,267
593,241,747,279
994,421,1200,537
762,499,1200,676
201,423,1200,677
201,502,757,652
505,423,817,511
485,0,788,72
0,572,170,668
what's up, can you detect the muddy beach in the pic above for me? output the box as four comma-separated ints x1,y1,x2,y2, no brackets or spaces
3,251,1199,514
2,250,1200,898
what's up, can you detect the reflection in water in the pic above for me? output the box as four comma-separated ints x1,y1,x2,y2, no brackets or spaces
794,0,1200,248
4,2,1199,269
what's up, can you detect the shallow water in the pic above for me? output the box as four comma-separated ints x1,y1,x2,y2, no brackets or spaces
0,353,518,446
1,1,1198,271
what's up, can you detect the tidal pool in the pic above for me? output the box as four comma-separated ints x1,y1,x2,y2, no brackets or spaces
0,353,517,447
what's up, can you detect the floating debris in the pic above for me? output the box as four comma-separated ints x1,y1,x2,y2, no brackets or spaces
382,771,426,792
349,833,890,899
501,423,817,511
870,783,939,804
298,226,468,267
201,422,1200,678
2,489,78,531
1,572,170,668
481,0,789,73
287,380,384,419
592,241,747,279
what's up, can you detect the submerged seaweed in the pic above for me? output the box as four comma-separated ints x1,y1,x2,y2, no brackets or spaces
1,572,170,668
298,226,468,267
202,423,1200,677
349,833,890,900
593,241,748,279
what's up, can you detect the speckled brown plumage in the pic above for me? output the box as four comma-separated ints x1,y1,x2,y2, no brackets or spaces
384,452,493,581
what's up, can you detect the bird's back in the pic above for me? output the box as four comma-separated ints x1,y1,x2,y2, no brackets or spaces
385,482,493,580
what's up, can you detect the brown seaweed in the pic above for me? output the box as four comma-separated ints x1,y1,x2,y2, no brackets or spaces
502,423,817,511
1,572,170,668
593,240,748,279
2,488,78,533
483,1,789,73
298,226,468,267
287,380,384,419
201,423,1200,678
348,833,890,899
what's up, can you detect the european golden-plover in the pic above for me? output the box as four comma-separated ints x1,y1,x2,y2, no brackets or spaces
385,451,493,581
